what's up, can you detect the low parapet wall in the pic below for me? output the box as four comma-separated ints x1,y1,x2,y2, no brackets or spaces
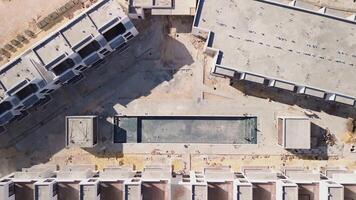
191,0,356,107
214,64,356,106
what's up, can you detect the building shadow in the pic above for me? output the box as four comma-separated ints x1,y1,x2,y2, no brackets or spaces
287,123,328,160
81,15,194,158
230,79,356,119
229,80,348,160
167,16,194,33
0,15,195,173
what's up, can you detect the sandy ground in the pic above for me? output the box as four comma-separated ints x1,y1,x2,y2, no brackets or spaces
0,0,355,177
0,0,129,64
302,0,356,11
0,0,70,44
0,14,355,176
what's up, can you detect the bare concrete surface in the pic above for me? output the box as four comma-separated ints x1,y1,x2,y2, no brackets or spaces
199,0,356,96
0,1,355,178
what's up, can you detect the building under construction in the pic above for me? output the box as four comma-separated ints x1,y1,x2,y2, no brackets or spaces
0,0,138,126
0,0,356,199
1,164,355,200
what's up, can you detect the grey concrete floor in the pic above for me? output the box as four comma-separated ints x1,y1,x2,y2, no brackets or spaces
198,0,356,96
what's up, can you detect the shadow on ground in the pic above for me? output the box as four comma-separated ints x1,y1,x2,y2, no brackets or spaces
229,80,350,160
0,16,196,173
287,123,329,160
230,79,356,119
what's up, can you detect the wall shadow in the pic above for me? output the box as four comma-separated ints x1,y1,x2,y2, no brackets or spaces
286,123,329,160
82,15,194,158
230,79,356,119
0,15,196,174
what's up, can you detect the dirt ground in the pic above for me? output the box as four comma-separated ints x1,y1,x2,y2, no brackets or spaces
0,0,69,44
0,0,355,177
0,0,129,64
302,0,356,11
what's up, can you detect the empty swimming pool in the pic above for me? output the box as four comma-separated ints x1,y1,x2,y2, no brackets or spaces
114,116,257,144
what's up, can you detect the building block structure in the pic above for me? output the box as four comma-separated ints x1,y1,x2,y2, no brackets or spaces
277,116,311,149
1,164,355,199
0,0,139,127
65,115,99,148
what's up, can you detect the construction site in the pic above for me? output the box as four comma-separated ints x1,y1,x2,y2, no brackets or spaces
0,0,355,199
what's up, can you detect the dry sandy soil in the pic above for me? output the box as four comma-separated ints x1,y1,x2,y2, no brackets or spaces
304,0,356,11
0,0,70,44
0,0,355,176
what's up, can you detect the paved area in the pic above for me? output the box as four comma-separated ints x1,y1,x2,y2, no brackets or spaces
117,116,257,144
0,1,355,177
198,0,356,96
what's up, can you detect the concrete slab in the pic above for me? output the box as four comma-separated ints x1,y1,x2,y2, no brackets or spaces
60,15,98,49
65,116,98,148
33,33,72,67
197,0,356,97
283,117,311,149
0,52,43,97
87,0,125,31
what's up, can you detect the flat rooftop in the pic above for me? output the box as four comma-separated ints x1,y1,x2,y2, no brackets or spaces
197,0,356,96
0,52,43,97
284,117,311,149
33,33,72,69
132,0,156,7
60,14,98,49
87,0,125,31
65,116,98,148
131,0,172,7
130,0,196,15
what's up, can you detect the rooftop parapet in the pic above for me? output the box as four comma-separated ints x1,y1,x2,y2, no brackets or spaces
99,166,137,181
56,164,96,181
32,32,74,71
128,0,196,19
0,51,51,100
87,0,126,32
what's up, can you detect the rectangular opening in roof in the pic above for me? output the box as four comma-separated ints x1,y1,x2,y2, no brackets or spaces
100,182,124,200
53,183,58,197
15,84,38,100
52,58,75,76
103,23,126,42
208,182,233,200
0,101,12,113
9,182,15,196
78,40,101,59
